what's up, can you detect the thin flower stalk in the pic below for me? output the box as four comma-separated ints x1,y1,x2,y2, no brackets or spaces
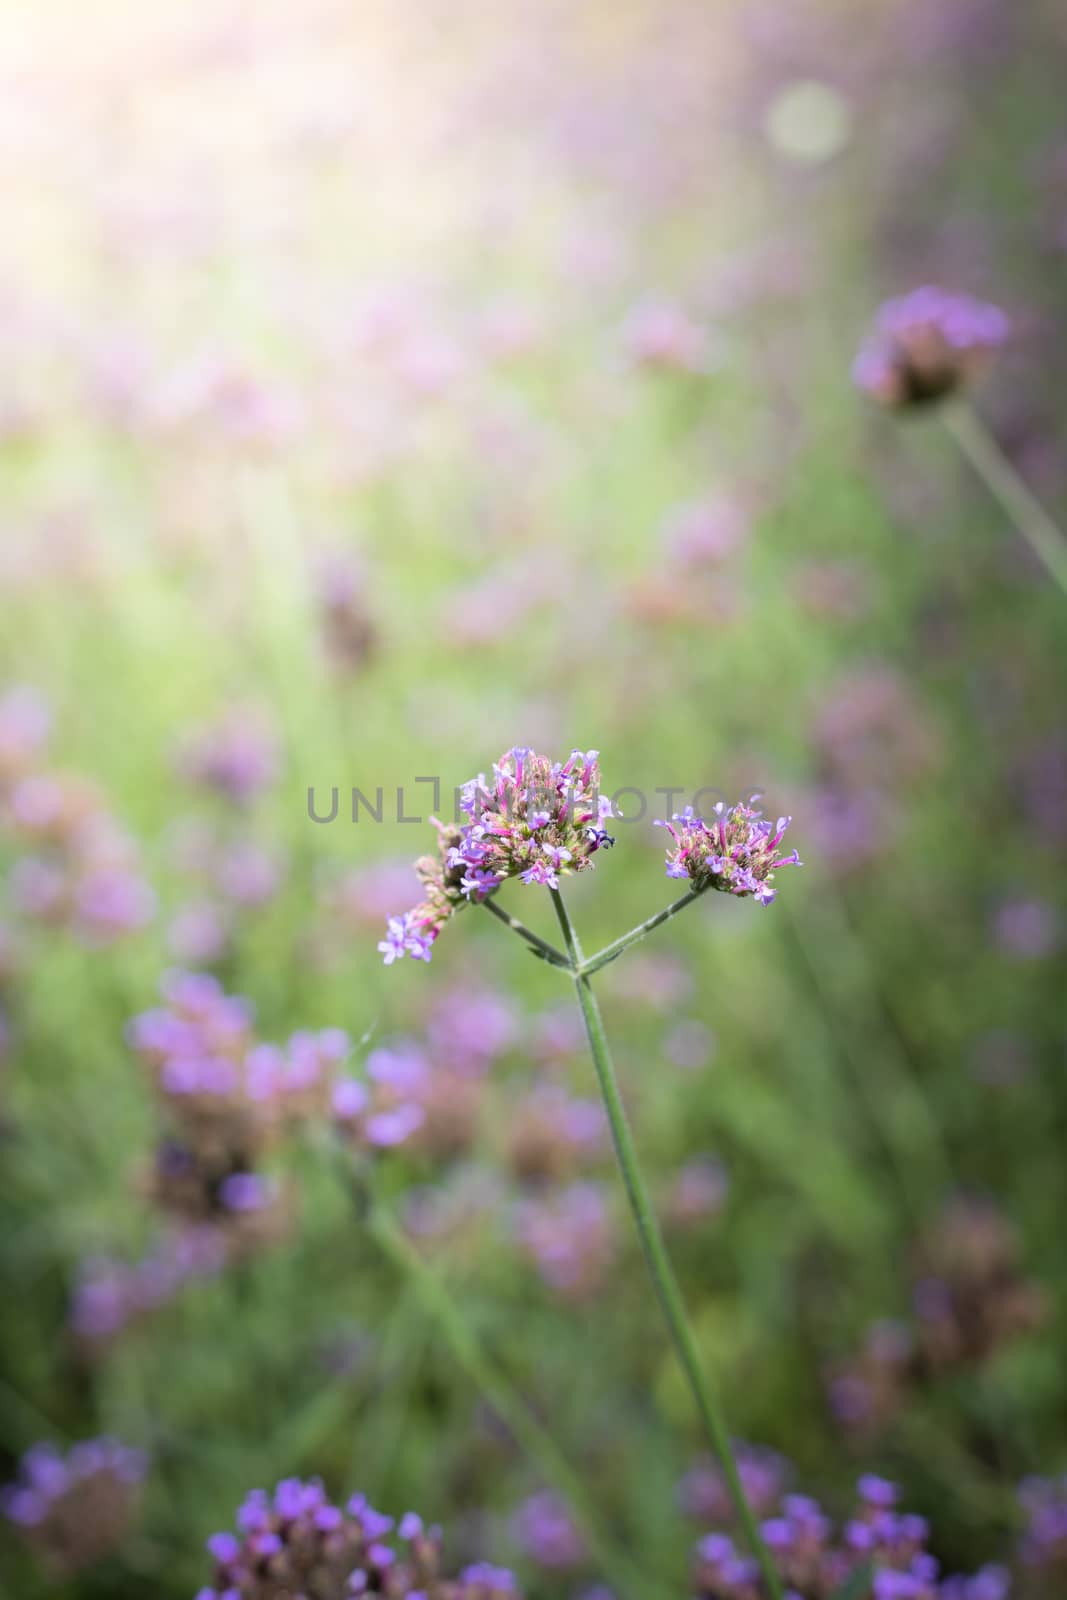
579,887,705,976
549,887,785,1600
945,403,1067,602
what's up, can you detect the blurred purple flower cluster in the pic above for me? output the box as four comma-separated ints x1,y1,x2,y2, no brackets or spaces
71,1227,228,1346
0,686,155,943
2,1438,146,1575
854,287,1009,408
693,1472,1008,1599
830,1198,1046,1434
514,1180,617,1300
128,971,349,1252
1018,1473,1067,1590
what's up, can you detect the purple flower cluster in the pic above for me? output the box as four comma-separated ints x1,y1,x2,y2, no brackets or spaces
380,748,616,964
678,1445,790,1525
71,1227,228,1345
2,1438,146,1574
166,820,286,966
314,549,379,673
129,972,347,1131
334,985,524,1159
1018,1474,1067,1584
512,1490,586,1570
177,706,280,805
657,798,800,904
831,1199,1045,1432
665,1156,730,1228
514,1180,617,1300
911,1198,1047,1372
854,287,1009,409
0,686,155,944
622,296,710,373
128,972,348,1249
504,1082,606,1183
332,1043,434,1152
692,1473,1009,1599
196,1478,520,1599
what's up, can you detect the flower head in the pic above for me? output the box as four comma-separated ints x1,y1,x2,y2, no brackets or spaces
854,287,1009,409
657,798,800,905
196,1478,520,1598
692,1471,1008,1599
381,748,615,963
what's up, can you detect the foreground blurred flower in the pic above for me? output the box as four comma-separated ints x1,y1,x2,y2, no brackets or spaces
380,748,615,963
657,798,800,904
2,1439,145,1575
693,1473,1008,1599
196,1478,519,1599
853,287,1009,409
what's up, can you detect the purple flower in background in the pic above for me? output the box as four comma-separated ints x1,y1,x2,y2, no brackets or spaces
667,1157,730,1226
219,1172,276,1213
505,1082,606,1182
2,1438,146,1574
425,984,518,1072
678,1444,791,1524
178,708,280,804
167,900,232,965
992,898,1061,960
1019,1473,1067,1577
313,549,378,672
512,1490,585,1569
692,1472,1007,1598
622,296,710,373
514,1181,617,1300
74,865,156,941
71,1229,228,1345
854,287,1009,409
0,685,51,777
661,495,751,567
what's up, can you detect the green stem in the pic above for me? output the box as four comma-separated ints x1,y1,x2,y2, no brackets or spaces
945,403,1067,600
482,895,571,969
363,1187,660,1600
580,888,705,976
549,889,784,1600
